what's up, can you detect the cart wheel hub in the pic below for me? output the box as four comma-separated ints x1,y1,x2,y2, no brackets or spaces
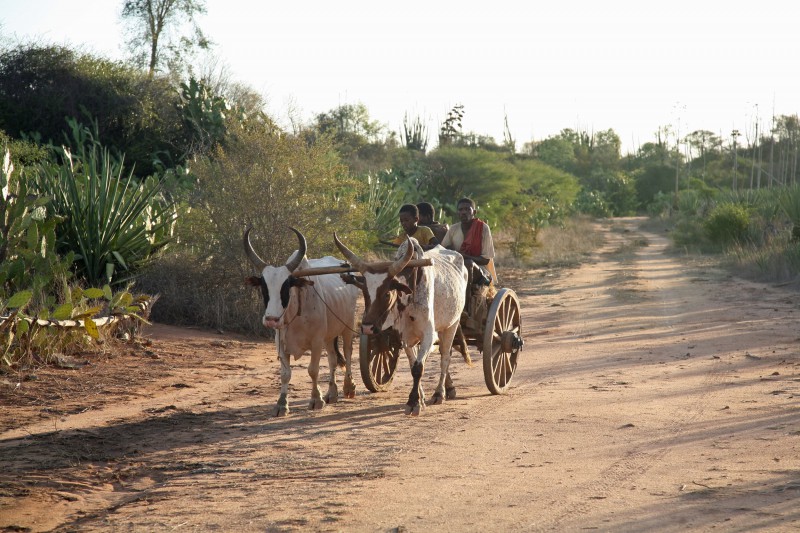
501,331,523,352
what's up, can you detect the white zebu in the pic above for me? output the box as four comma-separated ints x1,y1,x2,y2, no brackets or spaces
244,227,359,416
334,234,469,415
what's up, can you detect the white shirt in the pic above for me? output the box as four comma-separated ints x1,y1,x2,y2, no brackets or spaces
441,221,495,259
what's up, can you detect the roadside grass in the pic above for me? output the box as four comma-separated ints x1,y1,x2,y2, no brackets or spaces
651,211,800,287
495,215,605,270
725,234,800,286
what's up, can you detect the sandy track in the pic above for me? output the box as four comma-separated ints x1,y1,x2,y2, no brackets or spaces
1,217,799,532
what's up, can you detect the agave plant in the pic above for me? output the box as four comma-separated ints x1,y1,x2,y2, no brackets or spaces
364,170,405,240
777,184,800,241
33,119,176,286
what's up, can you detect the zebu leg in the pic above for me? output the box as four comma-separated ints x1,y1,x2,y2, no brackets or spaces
308,343,325,410
342,329,356,399
323,337,339,404
445,373,456,400
406,336,434,416
430,323,458,405
274,331,292,417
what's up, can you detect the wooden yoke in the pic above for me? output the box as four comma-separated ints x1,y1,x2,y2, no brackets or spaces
292,258,433,278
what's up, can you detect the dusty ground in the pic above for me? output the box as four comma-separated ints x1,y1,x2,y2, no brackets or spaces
1,217,799,532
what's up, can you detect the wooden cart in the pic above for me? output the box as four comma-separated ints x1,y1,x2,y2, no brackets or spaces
359,281,523,395
294,260,524,395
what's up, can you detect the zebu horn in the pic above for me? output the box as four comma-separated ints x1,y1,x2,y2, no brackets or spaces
243,227,267,270
387,236,414,278
333,232,369,273
285,227,307,272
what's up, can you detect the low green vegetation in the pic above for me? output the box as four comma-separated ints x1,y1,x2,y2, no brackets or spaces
655,185,800,283
2,28,800,367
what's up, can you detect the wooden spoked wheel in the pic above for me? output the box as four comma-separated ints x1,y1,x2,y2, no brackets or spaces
482,288,523,394
359,328,402,392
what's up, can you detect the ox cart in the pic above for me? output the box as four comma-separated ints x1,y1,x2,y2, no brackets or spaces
293,257,523,396
358,277,523,395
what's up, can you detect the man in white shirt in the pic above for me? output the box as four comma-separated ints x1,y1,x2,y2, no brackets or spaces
441,197,496,285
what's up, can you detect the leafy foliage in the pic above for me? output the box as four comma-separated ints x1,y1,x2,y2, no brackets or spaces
32,120,176,286
0,282,154,368
177,77,243,154
302,103,396,175
401,113,429,152
138,124,364,332
573,190,612,218
778,184,800,239
121,0,210,79
0,149,73,302
0,44,186,177
361,170,407,241
704,203,751,246
426,145,519,218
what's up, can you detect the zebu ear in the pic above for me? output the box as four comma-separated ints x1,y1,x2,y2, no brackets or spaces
340,273,366,290
245,276,263,287
290,277,314,288
389,279,412,295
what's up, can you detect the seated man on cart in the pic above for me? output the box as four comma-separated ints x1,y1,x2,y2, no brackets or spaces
381,203,439,250
441,197,496,316
416,201,449,245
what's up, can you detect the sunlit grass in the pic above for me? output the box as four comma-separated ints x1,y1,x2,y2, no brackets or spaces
495,215,604,270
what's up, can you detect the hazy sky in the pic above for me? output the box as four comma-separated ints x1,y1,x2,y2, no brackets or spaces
1,0,798,154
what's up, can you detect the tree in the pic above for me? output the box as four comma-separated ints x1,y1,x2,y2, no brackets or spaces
121,0,210,79
533,137,577,174
0,44,186,177
304,103,395,175
684,130,721,183
438,104,464,147
425,145,519,220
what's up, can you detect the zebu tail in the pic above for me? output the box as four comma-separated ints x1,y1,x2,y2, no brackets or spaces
456,324,472,367
334,336,346,369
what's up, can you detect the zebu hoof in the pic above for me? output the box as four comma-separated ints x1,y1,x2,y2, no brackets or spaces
430,391,444,405
309,398,325,410
446,386,457,400
404,403,422,416
324,391,339,404
274,394,289,417
343,378,356,399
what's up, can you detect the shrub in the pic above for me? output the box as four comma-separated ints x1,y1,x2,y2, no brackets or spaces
574,189,612,217
0,148,155,367
0,44,185,177
704,202,750,246
32,119,176,286
138,125,366,333
778,184,800,241
0,149,73,302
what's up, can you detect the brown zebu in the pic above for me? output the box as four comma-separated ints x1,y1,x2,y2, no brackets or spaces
334,235,469,415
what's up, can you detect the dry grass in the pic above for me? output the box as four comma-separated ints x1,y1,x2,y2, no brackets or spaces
495,216,605,270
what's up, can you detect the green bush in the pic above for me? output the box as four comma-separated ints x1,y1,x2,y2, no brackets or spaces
0,148,156,367
0,44,186,177
0,149,73,302
778,184,800,241
138,125,366,333
32,120,176,286
670,216,710,251
362,170,406,241
704,202,750,246
574,189,612,217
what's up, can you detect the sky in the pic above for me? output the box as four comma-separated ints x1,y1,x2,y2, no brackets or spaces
1,0,799,154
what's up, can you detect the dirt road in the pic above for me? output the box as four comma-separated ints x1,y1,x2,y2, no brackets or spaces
2,217,799,532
